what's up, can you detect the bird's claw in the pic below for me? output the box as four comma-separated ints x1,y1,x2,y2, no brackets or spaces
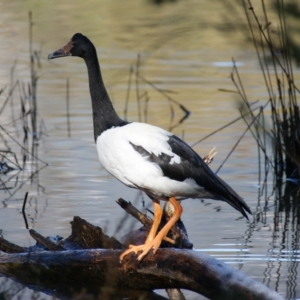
120,239,161,262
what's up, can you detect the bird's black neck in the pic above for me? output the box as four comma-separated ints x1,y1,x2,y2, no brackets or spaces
84,53,127,142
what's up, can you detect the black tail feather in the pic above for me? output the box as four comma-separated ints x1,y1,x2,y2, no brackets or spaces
214,175,252,220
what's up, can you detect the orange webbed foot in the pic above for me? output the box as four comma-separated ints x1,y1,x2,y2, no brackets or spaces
120,235,164,261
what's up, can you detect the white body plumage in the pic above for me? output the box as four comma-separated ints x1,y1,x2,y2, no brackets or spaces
96,122,204,200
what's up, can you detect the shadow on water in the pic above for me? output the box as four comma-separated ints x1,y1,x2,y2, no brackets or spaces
0,274,171,300
275,181,300,300
244,179,300,299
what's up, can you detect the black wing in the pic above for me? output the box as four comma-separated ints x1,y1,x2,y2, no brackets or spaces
131,135,251,219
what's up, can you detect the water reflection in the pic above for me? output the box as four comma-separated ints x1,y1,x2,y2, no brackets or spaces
0,0,300,299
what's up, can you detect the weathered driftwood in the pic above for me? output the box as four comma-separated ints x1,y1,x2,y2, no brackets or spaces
0,213,284,300
0,237,26,253
0,247,283,300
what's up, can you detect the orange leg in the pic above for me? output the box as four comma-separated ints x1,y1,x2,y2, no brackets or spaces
144,200,162,244
120,197,182,261
143,202,175,244
120,200,162,261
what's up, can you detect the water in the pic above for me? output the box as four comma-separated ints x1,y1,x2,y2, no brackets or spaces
0,0,299,299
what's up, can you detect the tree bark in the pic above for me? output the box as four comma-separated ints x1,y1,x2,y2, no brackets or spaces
0,247,283,300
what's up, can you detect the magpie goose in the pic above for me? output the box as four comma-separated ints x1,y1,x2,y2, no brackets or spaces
48,33,252,261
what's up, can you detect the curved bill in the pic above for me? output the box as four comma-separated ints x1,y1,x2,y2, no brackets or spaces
48,40,74,60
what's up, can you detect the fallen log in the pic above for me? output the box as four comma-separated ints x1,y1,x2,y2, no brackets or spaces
0,247,283,300
0,212,284,300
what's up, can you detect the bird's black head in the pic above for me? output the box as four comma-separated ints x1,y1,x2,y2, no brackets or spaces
48,33,96,60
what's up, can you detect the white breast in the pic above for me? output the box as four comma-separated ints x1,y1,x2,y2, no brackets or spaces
96,122,203,200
